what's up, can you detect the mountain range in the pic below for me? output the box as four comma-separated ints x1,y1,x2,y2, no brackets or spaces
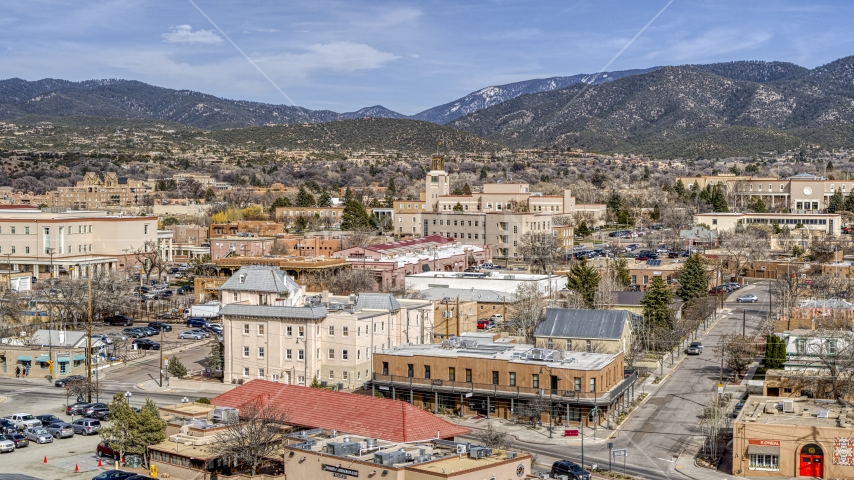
449,57,854,157
0,67,660,129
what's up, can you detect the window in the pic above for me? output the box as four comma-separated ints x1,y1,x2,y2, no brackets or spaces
357,350,361,360
258,368,265,378
9,227,14,234
509,372,516,386
407,364,414,378
144,224,149,235
381,321,385,331
286,349,292,360
373,323,377,333
243,324,249,335
357,371,361,380
233,292,238,302
448,367,456,382
298,350,304,360
243,346,249,357
328,325,334,336
286,326,292,337
328,349,335,360
243,367,249,377
25,246,29,254
342,350,348,360
827,339,838,355
258,325,265,335
797,339,806,354
424,365,431,379
258,347,265,358
465,368,472,382
382,362,389,376
328,370,334,380
532,374,540,389
589,378,596,392
342,326,349,337
749,454,779,471
492,371,499,385
298,326,304,337
25,227,30,234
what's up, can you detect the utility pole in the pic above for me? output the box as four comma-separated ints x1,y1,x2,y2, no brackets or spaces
159,329,164,387
743,310,746,337
3,253,11,291
86,265,93,403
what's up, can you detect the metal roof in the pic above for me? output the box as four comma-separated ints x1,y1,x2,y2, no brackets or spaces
220,266,301,293
535,308,629,340
419,288,516,303
355,293,401,312
220,304,328,320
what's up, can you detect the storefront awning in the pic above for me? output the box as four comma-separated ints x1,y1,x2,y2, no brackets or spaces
57,356,70,363
748,445,780,455
16,355,32,362
73,354,86,361
35,354,50,362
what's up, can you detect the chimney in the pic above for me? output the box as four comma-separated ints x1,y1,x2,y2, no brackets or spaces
321,290,329,302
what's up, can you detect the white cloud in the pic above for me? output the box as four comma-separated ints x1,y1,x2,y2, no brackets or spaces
162,25,223,45
274,42,400,74
255,28,278,33
646,28,774,62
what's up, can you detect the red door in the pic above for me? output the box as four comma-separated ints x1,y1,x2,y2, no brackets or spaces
799,454,823,477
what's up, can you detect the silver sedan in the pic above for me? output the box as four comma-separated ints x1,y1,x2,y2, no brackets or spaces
45,422,74,439
0,438,14,453
24,428,53,444
178,330,205,340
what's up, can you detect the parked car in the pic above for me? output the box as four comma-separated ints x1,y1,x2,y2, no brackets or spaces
147,322,172,332
709,286,726,295
24,427,53,444
178,330,205,340
92,470,139,480
687,342,703,355
737,294,758,303
489,314,504,323
132,339,160,350
187,328,211,338
177,285,194,295
476,319,490,329
0,437,14,453
723,282,742,290
551,460,591,480
105,315,134,326
205,323,223,335
54,375,85,388
157,289,174,299
66,402,91,416
7,414,41,431
121,328,144,339
97,440,121,460
92,408,112,421
0,419,17,435
187,317,208,328
83,403,108,417
733,402,745,418
71,418,101,436
0,433,28,448
35,414,62,427
45,422,74,439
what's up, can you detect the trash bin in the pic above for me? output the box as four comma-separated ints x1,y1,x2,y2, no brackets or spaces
124,455,143,468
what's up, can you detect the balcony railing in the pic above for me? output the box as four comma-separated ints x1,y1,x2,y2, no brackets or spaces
372,371,637,405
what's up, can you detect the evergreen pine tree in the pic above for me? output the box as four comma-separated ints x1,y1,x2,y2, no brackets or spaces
167,357,188,379
317,191,332,207
566,261,600,308
462,183,473,195
764,334,787,369
612,257,632,288
135,399,166,462
752,198,767,213
295,186,316,207
310,376,322,388
828,189,843,213
677,254,709,301
204,188,216,202
844,191,854,212
344,187,354,203
341,200,371,230
640,276,674,329
674,179,686,197
384,179,396,207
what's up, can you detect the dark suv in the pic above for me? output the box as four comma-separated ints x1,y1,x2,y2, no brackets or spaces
105,315,134,326
147,322,172,332
551,460,591,480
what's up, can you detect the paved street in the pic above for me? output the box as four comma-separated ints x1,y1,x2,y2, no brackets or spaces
496,282,771,479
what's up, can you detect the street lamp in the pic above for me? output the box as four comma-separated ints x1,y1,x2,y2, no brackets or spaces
124,391,132,405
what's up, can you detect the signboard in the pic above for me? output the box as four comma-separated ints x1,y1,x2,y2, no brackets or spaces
717,383,724,394
565,429,579,437
465,392,473,398
612,449,628,458
749,439,781,446
431,379,443,386
150,464,158,478
322,464,359,477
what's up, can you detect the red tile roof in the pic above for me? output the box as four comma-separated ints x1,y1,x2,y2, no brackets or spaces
211,380,470,443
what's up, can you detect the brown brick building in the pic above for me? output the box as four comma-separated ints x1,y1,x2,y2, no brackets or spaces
48,172,151,209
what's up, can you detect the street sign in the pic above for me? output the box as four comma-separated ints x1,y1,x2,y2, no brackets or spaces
465,392,473,398
564,429,579,437
612,449,628,457
717,383,724,394
150,464,158,478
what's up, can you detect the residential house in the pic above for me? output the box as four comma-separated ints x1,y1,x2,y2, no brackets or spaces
534,308,634,354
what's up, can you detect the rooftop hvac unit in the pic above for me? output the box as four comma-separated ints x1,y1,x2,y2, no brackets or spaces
783,400,795,413
456,444,468,454
374,450,407,466
765,403,777,414
365,438,378,450
460,339,478,348
326,441,362,456
506,451,517,459
469,447,492,459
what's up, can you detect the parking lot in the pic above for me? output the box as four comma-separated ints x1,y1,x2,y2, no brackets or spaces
0,391,122,479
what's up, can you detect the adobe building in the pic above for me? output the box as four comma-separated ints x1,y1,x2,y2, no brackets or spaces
733,395,854,478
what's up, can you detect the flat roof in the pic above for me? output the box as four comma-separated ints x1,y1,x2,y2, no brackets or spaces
378,335,618,371
407,272,551,280
736,395,849,427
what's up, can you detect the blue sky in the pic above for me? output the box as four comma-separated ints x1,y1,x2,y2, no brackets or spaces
1,1,853,115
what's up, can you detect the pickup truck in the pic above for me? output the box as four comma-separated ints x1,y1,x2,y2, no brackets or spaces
6,413,42,430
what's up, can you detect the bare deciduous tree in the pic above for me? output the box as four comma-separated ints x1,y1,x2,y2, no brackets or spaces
719,228,769,282
508,283,547,343
340,225,379,250
307,268,378,295
132,240,167,282
716,334,758,379
212,399,289,476
518,231,560,274
475,422,511,450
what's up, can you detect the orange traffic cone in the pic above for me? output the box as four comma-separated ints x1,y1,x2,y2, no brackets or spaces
98,458,103,467
43,456,47,463
75,464,79,472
